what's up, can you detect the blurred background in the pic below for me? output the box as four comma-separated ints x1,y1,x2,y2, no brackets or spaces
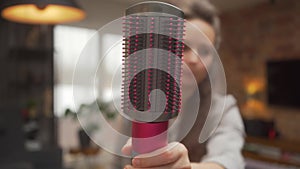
0,0,299,169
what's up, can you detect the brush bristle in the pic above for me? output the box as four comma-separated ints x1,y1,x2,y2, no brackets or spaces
122,14,185,122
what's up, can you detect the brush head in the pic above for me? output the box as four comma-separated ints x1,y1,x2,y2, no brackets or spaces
122,1,185,123
126,1,184,17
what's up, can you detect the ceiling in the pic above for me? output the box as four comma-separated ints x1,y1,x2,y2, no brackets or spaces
70,0,269,29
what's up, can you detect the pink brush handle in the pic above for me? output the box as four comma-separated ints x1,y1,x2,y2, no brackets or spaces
132,121,168,155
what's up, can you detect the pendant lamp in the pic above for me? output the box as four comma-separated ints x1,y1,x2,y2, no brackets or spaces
1,0,86,24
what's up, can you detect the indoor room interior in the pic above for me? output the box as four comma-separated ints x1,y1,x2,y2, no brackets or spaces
0,0,299,169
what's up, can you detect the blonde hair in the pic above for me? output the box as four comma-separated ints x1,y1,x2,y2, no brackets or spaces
165,0,221,49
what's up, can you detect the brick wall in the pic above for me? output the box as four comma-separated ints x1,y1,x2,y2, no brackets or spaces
219,0,300,140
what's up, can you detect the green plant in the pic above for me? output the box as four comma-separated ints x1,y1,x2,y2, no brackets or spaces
64,99,117,134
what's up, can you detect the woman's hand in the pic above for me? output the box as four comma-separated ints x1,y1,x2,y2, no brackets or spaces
122,141,192,169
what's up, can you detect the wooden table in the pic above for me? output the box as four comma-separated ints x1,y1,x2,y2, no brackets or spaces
243,136,300,167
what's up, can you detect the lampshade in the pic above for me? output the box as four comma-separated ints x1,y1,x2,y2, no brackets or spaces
1,0,86,24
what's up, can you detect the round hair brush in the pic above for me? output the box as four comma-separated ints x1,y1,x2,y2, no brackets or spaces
122,1,185,155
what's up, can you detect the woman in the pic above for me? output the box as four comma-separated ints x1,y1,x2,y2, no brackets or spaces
119,0,245,169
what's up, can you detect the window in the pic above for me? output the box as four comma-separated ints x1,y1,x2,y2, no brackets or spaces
54,25,97,116
54,25,123,117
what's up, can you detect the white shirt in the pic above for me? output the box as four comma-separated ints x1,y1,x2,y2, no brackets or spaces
201,95,245,169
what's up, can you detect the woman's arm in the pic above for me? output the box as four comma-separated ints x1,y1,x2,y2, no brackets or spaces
201,95,245,169
123,142,225,169
122,96,245,169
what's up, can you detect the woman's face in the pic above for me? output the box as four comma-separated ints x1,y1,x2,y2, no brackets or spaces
183,18,216,85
